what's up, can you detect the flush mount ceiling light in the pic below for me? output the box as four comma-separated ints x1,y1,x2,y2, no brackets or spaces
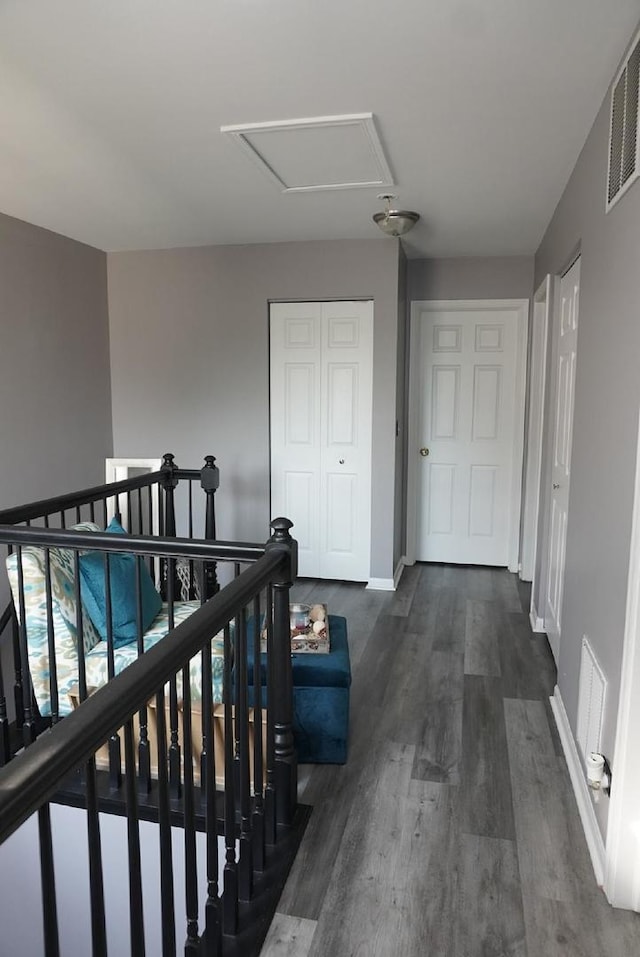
373,193,420,236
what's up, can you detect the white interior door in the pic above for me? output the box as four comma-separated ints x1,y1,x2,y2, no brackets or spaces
413,301,527,567
270,300,373,581
544,257,580,664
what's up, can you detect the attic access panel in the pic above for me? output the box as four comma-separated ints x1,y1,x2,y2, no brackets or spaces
221,113,394,192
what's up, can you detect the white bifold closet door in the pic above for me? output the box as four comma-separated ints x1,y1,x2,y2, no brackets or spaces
269,301,373,581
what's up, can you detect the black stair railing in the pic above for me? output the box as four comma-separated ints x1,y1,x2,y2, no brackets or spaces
0,454,223,749
0,519,301,957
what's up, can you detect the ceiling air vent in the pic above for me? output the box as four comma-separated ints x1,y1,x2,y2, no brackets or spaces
607,31,640,211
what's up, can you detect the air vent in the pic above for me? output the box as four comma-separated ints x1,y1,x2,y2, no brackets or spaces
607,31,640,211
577,636,607,761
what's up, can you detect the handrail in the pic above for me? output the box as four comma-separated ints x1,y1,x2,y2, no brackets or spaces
0,602,11,635
0,471,164,525
0,455,209,528
0,544,289,846
0,525,265,564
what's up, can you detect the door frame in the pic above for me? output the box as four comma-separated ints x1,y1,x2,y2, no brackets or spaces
537,255,581,662
521,276,551,585
406,298,529,571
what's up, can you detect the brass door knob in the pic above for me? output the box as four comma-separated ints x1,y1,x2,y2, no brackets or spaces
420,448,430,457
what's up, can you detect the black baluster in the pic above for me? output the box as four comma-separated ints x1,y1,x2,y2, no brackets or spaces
0,636,10,765
127,491,132,532
167,569,181,797
104,553,122,790
201,455,220,598
188,482,195,600
86,757,108,957
60,511,66,529
38,804,60,957
263,584,276,846
136,557,151,794
252,593,265,871
266,518,298,827
182,662,200,954
202,641,221,954
200,646,211,798
124,718,146,957
44,550,59,725
90,500,95,523
222,622,238,935
236,606,253,901
137,488,143,534
155,687,177,957
73,552,88,704
11,604,24,733
44,514,50,528
147,489,156,586
102,498,108,529
75,505,81,524
15,547,36,746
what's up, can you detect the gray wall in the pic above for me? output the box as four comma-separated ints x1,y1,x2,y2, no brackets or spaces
107,239,401,579
534,28,640,838
0,211,112,719
408,256,534,302
0,212,112,509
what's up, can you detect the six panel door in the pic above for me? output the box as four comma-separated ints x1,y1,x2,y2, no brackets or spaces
270,301,373,581
415,306,521,565
544,257,580,664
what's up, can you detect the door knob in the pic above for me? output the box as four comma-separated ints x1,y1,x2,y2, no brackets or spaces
419,448,430,457
339,458,345,464
553,482,560,489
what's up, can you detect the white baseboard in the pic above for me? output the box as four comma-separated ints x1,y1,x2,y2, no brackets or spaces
366,577,395,591
529,603,545,633
550,686,606,887
393,558,406,590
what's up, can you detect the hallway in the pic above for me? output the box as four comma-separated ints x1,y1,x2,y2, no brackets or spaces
261,564,640,956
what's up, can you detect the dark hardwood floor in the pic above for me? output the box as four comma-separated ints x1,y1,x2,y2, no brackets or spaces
260,564,640,956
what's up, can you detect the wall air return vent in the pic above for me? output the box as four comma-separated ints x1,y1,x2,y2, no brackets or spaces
607,30,640,211
576,636,607,762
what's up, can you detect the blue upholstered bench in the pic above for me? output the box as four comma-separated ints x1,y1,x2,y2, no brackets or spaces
247,615,351,764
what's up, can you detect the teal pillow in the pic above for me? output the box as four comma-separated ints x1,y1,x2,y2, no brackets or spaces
79,517,162,647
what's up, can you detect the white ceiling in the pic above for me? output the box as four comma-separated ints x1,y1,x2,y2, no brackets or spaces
0,0,638,258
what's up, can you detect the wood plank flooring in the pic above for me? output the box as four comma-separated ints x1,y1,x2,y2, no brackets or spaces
261,564,640,956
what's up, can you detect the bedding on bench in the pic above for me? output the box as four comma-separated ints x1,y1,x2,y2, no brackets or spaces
6,522,224,719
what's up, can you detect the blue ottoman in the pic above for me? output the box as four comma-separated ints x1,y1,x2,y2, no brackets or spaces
247,615,351,764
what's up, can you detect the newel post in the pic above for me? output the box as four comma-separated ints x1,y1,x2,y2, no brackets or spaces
266,517,298,827
200,455,220,599
160,452,181,599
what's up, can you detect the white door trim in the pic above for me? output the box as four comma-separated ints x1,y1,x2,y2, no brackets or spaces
521,276,551,583
604,406,640,910
406,299,529,571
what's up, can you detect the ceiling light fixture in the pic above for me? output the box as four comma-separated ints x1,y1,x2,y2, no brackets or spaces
372,193,420,237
